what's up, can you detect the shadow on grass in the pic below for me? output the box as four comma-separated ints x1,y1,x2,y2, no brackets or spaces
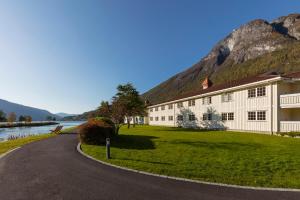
118,157,173,166
112,135,158,150
156,127,219,133
170,140,263,151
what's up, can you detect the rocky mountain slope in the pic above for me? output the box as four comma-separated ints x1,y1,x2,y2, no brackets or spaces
0,99,60,121
143,13,300,105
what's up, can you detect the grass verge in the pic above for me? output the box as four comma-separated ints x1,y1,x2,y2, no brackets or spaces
0,134,54,155
82,125,300,189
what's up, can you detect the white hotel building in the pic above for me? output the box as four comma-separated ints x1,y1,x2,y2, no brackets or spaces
144,72,300,134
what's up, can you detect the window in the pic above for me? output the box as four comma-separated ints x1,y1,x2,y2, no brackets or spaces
189,114,195,121
161,105,165,110
168,104,173,109
161,116,165,121
177,115,183,121
150,108,153,112
221,93,233,102
177,102,183,108
248,88,256,98
257,86,266,97
155,107,159,111
248,112,256,120
202,97,212,105
168,116,173,121
203,113,212,121
155,117,159,121
221,113,227,121
150,117,153,121
228,113,234,121
257,111,266,120
188,99,195,107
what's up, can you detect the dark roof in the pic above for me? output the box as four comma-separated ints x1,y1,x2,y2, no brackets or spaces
282,72,300,78
152,74,282,106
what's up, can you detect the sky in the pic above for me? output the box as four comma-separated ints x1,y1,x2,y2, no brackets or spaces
0,0,300,114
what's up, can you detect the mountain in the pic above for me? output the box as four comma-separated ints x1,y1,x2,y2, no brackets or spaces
142,13,300,105
0,99,60,121
56,113,76,118
62,111,95,121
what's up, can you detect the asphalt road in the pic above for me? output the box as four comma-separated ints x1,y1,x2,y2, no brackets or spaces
0,134,299,200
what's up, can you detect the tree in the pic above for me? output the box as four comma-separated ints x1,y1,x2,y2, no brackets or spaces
110,98,126,134
25,116,32,123
97,99,126,135
113,83,145,128
0,110,6,122
19,115,26,122
98,101,111,118
7,112,16,123
46,116,53,121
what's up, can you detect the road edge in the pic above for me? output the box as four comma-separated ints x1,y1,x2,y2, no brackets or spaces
77,142,300,192
0,147,21,160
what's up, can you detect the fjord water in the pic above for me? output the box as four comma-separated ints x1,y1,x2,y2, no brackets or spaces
0,121,84,141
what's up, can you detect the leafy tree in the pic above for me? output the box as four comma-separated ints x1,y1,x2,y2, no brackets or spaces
98,101,111,118
46,116,53,121
110,98,126,134
7,112,17,123
25,116,32,123
113,83,145,128
0,110,6,122
19,115,26,122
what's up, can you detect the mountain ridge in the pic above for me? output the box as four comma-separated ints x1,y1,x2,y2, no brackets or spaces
142,13,300,105
0,99,60,121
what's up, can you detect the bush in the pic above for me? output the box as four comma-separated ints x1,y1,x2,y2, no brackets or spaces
94,117,115,127
79,118,115,145
277,132,300,138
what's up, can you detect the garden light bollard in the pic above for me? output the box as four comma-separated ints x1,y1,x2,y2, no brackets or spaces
106,138,111,159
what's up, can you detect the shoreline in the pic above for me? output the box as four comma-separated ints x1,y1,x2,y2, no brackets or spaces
0,121,59,128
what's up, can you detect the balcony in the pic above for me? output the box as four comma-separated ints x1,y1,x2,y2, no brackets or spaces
280,121,300,132
280,93,300,108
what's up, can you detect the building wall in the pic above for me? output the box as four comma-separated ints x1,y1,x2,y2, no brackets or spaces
148,83,279,133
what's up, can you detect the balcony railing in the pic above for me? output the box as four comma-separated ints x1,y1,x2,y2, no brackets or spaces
280,93,300,108
280,121,300,132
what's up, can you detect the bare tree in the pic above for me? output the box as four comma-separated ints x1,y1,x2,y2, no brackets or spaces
7,112,16,124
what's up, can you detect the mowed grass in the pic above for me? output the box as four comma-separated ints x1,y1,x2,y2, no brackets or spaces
0,134,54,155
82,125,300,188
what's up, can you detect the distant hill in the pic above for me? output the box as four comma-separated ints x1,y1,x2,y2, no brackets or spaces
142,13,300,105
62,110,96,121
0,99,60,121
56,112,76,118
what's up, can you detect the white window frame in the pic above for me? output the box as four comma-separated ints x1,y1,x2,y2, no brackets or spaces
248,88,256,98
189,114,195,121
221,93,233,102
257,86,266,97
177,115,183,121
188,99,195,107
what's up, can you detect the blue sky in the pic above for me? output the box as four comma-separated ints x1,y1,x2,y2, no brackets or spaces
0,0,299,114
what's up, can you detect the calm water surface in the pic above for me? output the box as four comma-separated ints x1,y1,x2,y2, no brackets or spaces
0,121,84,141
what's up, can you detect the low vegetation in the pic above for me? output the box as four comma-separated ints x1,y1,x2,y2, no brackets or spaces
82,125,300,188
79,118,115,145
0,134,54,155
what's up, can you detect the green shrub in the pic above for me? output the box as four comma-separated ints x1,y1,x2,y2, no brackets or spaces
287,132,300,138
79,118,115,145
94,117,115,127
277,132,300,138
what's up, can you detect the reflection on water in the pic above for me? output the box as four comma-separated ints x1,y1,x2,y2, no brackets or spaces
0,121,84,141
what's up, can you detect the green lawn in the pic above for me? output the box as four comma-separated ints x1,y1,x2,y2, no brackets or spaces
82,125,300,188
0,134,54,155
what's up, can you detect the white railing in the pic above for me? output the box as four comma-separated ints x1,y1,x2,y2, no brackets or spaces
280,121,300,132
280,93,300,108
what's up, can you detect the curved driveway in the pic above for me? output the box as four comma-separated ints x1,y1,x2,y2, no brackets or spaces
0,134,299,200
